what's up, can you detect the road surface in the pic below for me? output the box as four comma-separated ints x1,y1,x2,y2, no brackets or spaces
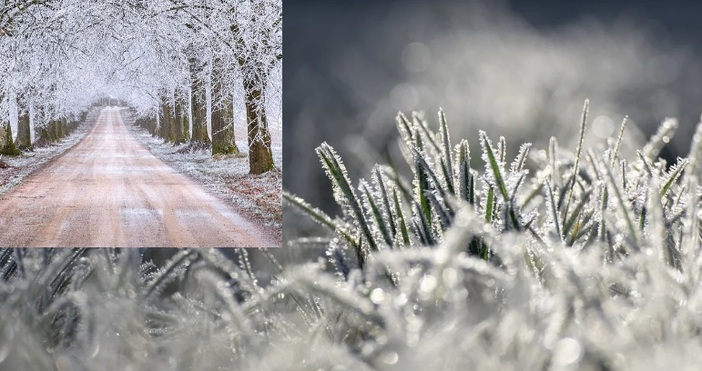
0,107,276,247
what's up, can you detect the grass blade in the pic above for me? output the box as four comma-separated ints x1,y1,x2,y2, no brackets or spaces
480,131,509,202
392,187,412,246
374,166,398,241
317,142,378,252
660,157,687,200
643,117,678,160
283,192,358,249
563,99,589,228
438,109,455,194
546,180,563,242
610,116,628,166
456,139,473,204
602,159,640,248
361,181,393,247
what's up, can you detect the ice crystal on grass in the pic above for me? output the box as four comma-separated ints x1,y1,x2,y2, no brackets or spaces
282,101,702,370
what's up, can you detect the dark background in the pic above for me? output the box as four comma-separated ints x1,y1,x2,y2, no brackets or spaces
284,0,702,237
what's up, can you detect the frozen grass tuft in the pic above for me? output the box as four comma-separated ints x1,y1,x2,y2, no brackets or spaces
284,102,702,370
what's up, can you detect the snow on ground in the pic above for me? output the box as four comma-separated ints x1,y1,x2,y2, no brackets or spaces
0,110,99,197
123,110,282,246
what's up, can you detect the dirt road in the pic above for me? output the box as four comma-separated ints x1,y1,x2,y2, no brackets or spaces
0,107,276,247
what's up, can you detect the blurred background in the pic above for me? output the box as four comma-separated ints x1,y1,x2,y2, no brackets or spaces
284,0,702,238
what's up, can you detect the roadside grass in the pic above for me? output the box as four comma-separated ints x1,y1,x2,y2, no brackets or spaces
123,111,282,245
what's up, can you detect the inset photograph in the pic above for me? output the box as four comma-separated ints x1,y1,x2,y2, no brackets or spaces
0,1,282,247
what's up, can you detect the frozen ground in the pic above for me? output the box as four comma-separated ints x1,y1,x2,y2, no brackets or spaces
123,110,282,246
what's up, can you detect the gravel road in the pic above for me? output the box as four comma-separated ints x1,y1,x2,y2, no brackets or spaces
0,107,276,247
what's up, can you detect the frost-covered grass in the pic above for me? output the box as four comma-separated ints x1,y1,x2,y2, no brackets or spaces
283,102,702,370
3,102,702,370
0,249,282,370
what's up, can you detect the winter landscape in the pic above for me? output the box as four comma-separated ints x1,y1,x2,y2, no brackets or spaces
7,0,702,370
282,1,702,370
0,0,282,247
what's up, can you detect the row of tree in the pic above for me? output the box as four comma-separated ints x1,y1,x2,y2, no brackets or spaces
0,0,281,174
0,112,83,156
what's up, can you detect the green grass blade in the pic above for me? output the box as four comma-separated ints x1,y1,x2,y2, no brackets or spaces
456,139,472,204
480,131,509,202
426,190,453,230
660,157,687,199
412,201,435,245
438,109,455,194
392,187,412,246
361,181,393,247
498,136,507,164
563,188,594,239
546,181,563,241
413,147,448,200
511,143,531,174
316,142,378,252
599,185,609,243
563,99,589,229
396,112,415,147
569,209,596,245
283,192,358,248
412,134,434,229
610,116,628,166
374,166,398,240
485,186,496,224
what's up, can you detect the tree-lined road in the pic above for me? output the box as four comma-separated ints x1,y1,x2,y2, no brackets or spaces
0,108,274,247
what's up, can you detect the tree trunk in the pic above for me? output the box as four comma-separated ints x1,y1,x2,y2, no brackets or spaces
161,99,172,142
17,112,32,150
212,94,239,156
244,77,274,174
0,124,19,156
8,92,17,143
181,101,190,143
150,115,157,136
28,101,35,144
192,84,209,144
174,98,185,145
50,120,59,140
190,58,210,145
211,59,239,156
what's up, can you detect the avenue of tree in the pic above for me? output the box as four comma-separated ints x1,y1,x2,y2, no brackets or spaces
0,0,281,174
